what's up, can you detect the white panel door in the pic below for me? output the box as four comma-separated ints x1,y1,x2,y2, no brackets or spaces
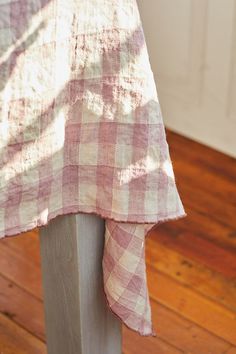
137,0,236,157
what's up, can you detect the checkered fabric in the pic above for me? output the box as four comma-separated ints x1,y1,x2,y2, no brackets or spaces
0,0,186,336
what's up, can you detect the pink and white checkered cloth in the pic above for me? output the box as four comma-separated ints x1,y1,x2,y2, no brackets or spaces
0,0,186,336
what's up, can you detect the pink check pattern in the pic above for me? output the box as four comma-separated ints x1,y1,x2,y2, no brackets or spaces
103,220,157,335
0,0,187,336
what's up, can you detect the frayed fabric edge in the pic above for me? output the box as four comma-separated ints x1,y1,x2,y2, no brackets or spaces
0,204,187,239
101,274,158,337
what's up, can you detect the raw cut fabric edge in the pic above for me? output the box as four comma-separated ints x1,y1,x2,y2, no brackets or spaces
0,204,187,239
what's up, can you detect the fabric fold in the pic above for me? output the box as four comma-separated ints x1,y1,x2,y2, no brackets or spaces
102,219,157,336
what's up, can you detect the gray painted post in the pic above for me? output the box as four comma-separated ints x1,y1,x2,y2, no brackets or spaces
39,212,122,354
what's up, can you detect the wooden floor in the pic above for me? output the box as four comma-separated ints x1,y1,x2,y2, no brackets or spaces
0,129,236,354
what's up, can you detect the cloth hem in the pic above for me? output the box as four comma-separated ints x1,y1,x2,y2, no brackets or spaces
0,205,187,239
101,275,158,337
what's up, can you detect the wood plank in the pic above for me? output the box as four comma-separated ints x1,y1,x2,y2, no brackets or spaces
0,273,45,341
166,130,236,182
123,298,236,354
176,182,236,229
172,154,236,206
0,239,42,298
162,208,236,250
146,238,236,312
147,299,231,354
0,229,41,266
149,228,236,279
146,265,236,345
0,311,46,354
122,325,184,354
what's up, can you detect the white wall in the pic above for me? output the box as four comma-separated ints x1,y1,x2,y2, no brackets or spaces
137,0,236,158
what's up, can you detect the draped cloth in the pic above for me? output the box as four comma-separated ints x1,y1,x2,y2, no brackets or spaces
0,0,187,336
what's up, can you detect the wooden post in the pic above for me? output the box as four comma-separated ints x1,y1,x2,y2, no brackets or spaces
39,212,122,354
